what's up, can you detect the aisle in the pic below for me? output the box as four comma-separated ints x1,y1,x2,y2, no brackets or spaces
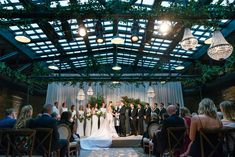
80,148,149,157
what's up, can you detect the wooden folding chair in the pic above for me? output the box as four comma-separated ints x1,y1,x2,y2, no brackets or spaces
199,128,225,157
5,129,36,157
34,128,53,157
166,127,186,157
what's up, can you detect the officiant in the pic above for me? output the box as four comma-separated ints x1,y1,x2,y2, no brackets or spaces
113,102,120,134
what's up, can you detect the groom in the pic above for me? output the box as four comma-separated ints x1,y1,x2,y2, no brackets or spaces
118,102,126,137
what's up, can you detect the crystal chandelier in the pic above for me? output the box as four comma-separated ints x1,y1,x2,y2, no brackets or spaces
207,31,233,61
180,28,198,50
77,88,85,100
87,86,94,96
147,86,155,98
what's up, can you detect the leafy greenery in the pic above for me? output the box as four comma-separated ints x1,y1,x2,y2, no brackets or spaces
121,96,146,107
88,95,105,108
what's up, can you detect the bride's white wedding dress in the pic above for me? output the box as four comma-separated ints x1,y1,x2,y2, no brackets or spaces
80,111,118,150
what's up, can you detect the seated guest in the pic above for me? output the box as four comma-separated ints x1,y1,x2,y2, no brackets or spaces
51,112,60,120
220,101,235,127
59,111,79,142
188,98,222,157
179,107,191,156
153,105,185,157
28,104,68,157
0,108,17,128
15,105,33,129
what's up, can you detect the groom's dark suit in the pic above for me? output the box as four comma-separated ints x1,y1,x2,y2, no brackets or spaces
119,105,126,136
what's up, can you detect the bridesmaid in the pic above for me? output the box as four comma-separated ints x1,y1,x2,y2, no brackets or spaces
70,105,77,121
77,105,85,137
91,103,99,135
85,103,92,136
99,102,107,128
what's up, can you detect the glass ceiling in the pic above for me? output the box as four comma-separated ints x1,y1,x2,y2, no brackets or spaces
0,0,233,77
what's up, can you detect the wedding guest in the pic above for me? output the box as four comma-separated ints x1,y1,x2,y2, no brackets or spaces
28,104,68,157
100,102,107,129
85,103,92,136
91,103,99,135
77,105,85,137
179,107,191,156
53,101,60,115
144,103,151,125
151,103,160,123
159,102,167,123
51,112,60,120
220,101,235,127
137,103,144,135
70,105,77,120
129,103,137,135
119,102,126,137
59,111,78,142
0,108,17,128
60,102,68,114
153,105,185,157
175,103,180,116
188,98,222,157
15,105,33,129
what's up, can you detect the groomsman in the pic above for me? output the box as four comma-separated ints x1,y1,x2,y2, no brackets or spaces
114,102,120,134
144,103,151,125
151,103,160,123
159,102,167,123
137,104,144,135
118,102,126,137
129,103,137,136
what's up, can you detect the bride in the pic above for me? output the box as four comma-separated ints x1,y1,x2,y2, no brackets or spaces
80,103,119,150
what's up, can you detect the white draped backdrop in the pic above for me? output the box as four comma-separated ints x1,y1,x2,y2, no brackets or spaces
45,82,184,109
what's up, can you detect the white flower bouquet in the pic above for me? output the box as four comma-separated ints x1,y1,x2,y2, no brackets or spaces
78,114,85,122
96,110,103,117
86,112,92,120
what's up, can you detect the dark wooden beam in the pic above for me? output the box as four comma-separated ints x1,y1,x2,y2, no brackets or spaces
0,52,18,61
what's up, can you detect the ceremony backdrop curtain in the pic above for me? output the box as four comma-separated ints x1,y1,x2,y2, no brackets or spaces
45,82,184,109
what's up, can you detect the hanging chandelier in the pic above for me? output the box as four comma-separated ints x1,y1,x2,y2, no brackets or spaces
77,88,85,100
87,86,94,96
180,28,198,50
207,31,233,61
147,86,155,98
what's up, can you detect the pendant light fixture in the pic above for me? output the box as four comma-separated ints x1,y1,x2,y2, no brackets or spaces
87,83,94,96
77,87,85,101
78,25,87,37
207,31,233,61
180,28,198,50
15,28,31,43
95,20,105,44
147,83,155,98
131,20,140,43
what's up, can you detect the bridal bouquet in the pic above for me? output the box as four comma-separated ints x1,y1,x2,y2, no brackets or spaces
86,112,92,120
96,110,103,117
78,114,85,123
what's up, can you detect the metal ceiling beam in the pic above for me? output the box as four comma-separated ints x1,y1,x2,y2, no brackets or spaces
1,10,234,20
61,20,74,42
0,29,35,59
0,52,18,61
113,19,118,65
33,48,194,62
17,63,32,72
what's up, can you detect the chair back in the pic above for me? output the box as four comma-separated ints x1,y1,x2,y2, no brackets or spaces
199,128,225,157
167,127,186,152
148,122,160,139
58,124,71,141
5,129,36,157
34,128,53,157
0,129,7,154
223,127,235,157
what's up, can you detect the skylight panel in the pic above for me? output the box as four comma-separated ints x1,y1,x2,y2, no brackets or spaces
31,23,39,28
3,6,13,10
15,5,24,9
194,31,204,36
30,35,39,39
9,26,19,31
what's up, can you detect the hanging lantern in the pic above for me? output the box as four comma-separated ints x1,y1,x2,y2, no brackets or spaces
77,88,85,100
147,86,155,98
87,86,94,96
207,31,233,61
180,28,198,50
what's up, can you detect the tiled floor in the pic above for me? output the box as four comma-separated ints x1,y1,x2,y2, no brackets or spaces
80,148,150,157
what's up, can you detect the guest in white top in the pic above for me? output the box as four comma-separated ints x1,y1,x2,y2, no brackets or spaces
70,105,77,121
220,101,235,127
85,103,92,136
91,103,99,135
100,102,107,129
77,105,85,137
60,102,68,115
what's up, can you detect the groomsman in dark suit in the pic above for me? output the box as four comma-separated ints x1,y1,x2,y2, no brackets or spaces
151,103,160,123
159,102,167,123
129,103,137,135
144,103,151,125
118,102,126,137
137,103,144,135
114,102,120,134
